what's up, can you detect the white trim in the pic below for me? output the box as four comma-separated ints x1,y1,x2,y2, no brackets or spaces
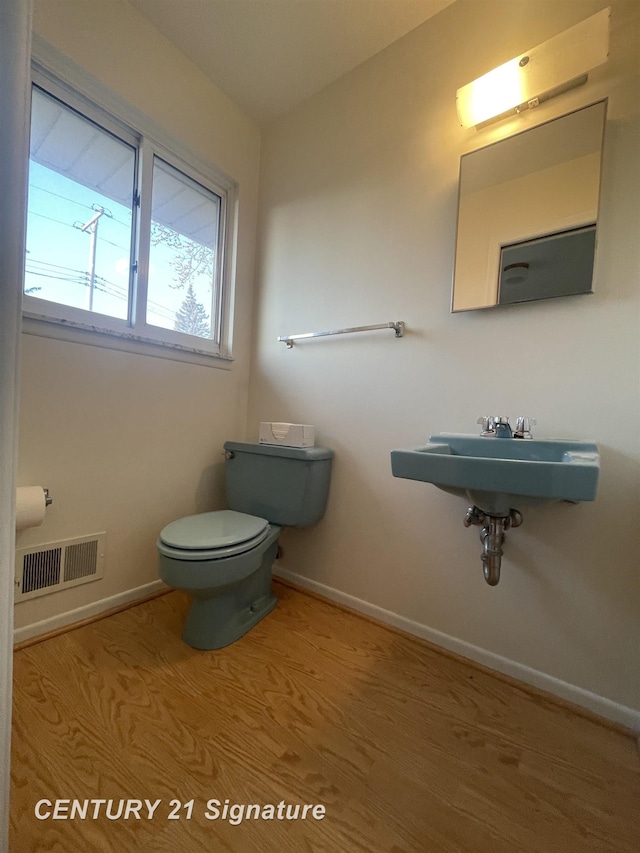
0,1,33,846
22,315,233,369
13,579,167,645
273,565,640,733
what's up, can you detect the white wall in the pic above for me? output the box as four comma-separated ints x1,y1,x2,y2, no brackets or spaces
15,0,261,632
249,0,640,721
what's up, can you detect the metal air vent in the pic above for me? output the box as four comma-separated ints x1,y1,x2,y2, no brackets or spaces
15,533,105,602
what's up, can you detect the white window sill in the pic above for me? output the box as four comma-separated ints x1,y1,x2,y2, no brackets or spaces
22,313,234,369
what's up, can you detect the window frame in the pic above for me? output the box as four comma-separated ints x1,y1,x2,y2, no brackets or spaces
137,149,227,351
23,58,237,364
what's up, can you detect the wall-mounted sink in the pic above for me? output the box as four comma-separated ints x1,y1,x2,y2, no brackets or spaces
390,433,600,516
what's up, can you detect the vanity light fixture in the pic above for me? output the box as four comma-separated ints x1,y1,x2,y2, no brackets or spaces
456,7,610,129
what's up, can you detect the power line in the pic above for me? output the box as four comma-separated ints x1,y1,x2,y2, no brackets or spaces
25,258,177,320
25,270,87,285
28,258,89,272
29,183,93,210
28,210,77,228
28,209,129,251
29,181,133,229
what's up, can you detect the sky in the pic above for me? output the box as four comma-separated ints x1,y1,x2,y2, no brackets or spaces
24,161,215,339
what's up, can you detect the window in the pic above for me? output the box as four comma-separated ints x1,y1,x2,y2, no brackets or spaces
147,159,222,343
25,87,137,322
23,74,233,360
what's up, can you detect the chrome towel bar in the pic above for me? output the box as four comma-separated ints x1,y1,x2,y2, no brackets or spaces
278,321,405,348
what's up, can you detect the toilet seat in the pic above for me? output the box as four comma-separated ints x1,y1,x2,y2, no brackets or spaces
158,509,271,561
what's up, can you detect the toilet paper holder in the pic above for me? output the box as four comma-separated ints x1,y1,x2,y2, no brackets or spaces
43,488,53,507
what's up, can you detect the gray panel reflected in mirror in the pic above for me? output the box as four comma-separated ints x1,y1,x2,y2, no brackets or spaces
452,100,607,313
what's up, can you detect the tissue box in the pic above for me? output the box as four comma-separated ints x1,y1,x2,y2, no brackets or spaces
259,422,315,448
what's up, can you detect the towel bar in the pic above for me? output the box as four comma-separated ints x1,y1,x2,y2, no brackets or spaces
278,321,404,348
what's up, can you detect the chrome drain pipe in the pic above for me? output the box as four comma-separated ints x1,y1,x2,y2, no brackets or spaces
464,507,523,585
480,516,506,586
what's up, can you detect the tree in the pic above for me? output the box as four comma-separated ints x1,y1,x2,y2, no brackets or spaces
174,282,210,338
150,223,214,290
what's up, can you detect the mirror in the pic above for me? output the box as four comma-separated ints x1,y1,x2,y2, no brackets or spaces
452,100,607,312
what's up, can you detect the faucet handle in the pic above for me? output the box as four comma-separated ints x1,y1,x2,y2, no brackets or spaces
477,416,496,436
514,417,536,439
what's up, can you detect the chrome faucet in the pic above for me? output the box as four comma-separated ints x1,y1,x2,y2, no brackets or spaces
493,416,512,438
477,415,535,438
514,417,536,439
476,416,496,436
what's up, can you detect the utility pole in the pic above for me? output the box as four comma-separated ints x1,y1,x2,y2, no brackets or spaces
75,204,112,311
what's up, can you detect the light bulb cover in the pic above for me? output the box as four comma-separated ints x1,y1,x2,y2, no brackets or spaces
456,8,610,128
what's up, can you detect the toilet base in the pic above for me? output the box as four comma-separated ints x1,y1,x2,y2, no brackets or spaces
183,585,277,650
166,530,280,650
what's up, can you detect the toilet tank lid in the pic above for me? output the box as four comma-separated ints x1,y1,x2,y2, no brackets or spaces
224,441,333,461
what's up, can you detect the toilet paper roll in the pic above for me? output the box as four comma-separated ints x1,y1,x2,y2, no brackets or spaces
15,486,47,533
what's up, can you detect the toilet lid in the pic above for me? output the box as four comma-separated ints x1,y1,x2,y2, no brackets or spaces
159,509,269,551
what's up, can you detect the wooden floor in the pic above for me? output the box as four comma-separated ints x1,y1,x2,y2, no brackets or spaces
10,585,640,853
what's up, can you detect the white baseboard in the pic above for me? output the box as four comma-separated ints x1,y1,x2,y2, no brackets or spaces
13,579,168,645
274,565,640,734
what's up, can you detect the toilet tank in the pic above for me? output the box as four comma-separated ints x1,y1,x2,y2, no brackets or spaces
223,441,333,527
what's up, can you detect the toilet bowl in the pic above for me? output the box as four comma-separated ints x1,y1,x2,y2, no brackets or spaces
158,510,281,650
157,441,333,650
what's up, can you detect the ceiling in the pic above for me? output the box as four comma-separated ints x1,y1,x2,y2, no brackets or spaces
128,0,456,126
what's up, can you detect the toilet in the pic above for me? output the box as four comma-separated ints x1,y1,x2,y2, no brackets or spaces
157,440,333,650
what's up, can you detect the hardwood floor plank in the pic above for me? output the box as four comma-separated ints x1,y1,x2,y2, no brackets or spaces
10,585,640,852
